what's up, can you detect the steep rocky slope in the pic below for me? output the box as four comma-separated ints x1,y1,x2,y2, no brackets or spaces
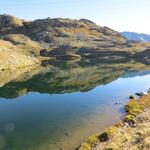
0,40,39,70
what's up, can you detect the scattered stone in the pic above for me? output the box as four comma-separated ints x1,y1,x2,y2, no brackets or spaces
98,133,109,142
114,102,119,105
40,49,49,57
65,132,69,136
129,95,135,99
135,92,148,97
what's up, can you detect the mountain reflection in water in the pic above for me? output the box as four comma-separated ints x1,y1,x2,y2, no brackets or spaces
0,59,150,150
0,59,150,99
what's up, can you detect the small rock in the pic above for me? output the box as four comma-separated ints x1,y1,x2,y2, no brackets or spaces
99,132,109,142
135,92,148,97
65,132,69,136
129,95,134,99
114,102,119,105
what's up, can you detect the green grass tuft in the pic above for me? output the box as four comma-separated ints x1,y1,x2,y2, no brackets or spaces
87,134,99,146
79,142,91,150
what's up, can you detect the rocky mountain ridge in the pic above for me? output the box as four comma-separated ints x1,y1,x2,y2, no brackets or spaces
0,14,127,45
0,14,150,70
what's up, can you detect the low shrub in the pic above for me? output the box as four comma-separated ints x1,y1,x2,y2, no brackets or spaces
99,126,118,142
87,134,99,146
125,99,144,115
124,114,135,123
79,142,91,150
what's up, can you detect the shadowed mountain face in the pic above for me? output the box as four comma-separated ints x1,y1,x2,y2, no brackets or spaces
0,59,150,99
121,32,150,42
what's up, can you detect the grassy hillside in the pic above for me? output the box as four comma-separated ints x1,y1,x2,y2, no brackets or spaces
0,40,39,70
0,14,150,69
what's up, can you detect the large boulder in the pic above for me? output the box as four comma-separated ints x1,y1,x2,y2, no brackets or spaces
0,14,23,29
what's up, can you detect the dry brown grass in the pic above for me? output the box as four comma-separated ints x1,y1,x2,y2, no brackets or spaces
0,40,39,70
2,34,42,55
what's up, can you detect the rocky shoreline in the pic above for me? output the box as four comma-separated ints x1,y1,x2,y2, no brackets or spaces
78,89,150,150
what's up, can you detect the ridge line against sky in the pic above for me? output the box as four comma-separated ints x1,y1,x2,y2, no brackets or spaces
0,0,150,34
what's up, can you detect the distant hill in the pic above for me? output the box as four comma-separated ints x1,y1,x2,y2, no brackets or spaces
121,32,150,42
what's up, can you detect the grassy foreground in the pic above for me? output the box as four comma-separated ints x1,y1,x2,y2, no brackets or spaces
78,89,150,150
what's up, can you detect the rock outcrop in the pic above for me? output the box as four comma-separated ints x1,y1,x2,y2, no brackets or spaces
0,14,23,29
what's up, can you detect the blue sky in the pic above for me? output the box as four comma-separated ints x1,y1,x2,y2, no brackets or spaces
0,0,150,34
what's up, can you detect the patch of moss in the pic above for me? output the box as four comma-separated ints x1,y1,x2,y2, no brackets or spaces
129,105,143,115
105,126,118,137
79,142,91,150
125,99,137,112
125,99,144,115
124,114,135,123
87,134,99,147
99,126,118,142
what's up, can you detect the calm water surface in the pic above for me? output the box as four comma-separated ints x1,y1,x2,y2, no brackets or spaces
0,60,150,150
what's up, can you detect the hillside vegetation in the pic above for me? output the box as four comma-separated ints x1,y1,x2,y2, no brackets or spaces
0,40,39,70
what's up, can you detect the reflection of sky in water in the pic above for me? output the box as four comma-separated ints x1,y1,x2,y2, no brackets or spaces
0,74,150,150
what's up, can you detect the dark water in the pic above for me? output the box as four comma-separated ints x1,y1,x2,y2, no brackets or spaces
0,59,150,150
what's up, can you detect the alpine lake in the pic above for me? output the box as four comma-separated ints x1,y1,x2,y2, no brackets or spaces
0,58,150,150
